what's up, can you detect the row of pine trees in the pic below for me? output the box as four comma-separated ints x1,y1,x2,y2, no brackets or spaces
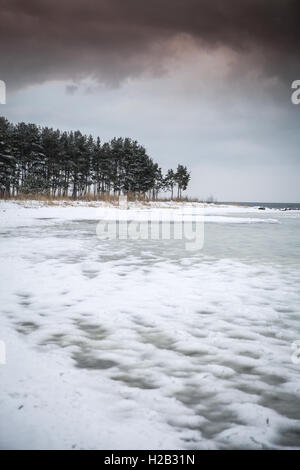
0,117,190,199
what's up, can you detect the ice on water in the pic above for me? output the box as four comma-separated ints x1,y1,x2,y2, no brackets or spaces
0,201,300,449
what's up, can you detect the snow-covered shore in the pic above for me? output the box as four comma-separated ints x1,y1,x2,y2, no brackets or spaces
1,200,300,449
0,199,284,228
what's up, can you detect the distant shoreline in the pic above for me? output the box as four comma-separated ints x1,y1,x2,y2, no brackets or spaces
221,201,300,210
1,196,299,211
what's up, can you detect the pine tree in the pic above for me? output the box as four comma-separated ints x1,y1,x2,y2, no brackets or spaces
0,117,16,197
0,117,191,200
164,169,175,199
175,164,190,199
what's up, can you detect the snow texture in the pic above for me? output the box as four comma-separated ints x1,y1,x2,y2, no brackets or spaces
0,201,300,449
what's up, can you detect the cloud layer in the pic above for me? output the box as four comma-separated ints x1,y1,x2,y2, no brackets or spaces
1,0,299,89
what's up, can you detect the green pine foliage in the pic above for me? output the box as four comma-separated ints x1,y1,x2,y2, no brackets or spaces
0,117,190,199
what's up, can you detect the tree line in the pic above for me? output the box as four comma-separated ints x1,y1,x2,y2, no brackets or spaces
0,117,190,199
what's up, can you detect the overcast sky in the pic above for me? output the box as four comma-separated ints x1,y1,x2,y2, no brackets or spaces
1,0,300,202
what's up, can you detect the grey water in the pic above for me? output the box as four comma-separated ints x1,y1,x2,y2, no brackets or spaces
222,201,300,210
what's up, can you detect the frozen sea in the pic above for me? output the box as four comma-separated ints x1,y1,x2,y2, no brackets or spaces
0,201,300,449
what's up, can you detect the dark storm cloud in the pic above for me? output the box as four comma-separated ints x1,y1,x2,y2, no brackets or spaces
0,0,299,89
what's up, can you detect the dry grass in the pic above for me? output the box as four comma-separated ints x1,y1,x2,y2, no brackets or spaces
0,192,202,205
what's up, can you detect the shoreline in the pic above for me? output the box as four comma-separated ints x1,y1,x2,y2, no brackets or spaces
0,199,290,230
1,198,299,211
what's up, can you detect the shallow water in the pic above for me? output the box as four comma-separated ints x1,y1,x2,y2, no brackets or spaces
1,209,300,449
